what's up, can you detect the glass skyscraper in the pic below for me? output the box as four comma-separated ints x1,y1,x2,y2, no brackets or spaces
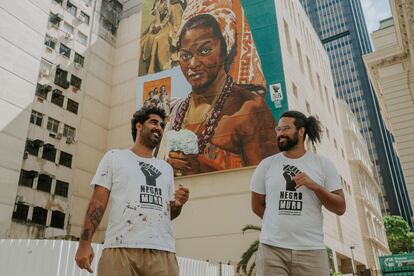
299,0,413,227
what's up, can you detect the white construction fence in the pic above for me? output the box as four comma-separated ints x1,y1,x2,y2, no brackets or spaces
0,239,234,276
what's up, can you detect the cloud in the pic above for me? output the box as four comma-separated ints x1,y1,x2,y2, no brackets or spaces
361,0,392,34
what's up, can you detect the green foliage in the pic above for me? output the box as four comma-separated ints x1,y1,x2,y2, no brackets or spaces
384,215,414,254
237,225,261,276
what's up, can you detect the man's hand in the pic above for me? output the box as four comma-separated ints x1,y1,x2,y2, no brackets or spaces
75,242,94,273
294,172,320,191
167,151,200,176
173,184,189,207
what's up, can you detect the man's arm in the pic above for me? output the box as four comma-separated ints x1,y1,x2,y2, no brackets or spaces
75,186,110,272
251,192,266,219
170,184,189,220
294,173,346,215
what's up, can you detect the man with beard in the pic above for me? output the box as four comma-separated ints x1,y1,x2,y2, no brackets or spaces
75,106,189,276
250,110,346,276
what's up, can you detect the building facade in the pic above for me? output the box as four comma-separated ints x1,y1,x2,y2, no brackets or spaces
339,101,390,274
299,0,413,227
364,0,414,214
0,0,387,274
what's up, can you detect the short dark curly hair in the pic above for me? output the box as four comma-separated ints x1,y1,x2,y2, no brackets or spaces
131,106,166,142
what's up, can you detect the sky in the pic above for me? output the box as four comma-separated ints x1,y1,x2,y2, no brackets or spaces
361,0,392,34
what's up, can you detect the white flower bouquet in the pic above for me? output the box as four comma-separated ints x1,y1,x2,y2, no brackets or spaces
166,129,199,155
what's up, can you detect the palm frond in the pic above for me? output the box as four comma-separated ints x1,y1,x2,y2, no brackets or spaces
242,224,262,233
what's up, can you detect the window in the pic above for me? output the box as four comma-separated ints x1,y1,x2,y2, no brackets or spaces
30,110,43,127
35,84,51,99
334,138,338,149
59,151,73,168
37,174,53,193
67,99,79,114
25,139,42,156
82,0,92,6
12,203,29,221
305,101,311,114
48,13,62,27
42,144,57,162
74,52,85,67
53,0,63,4
59,43,71,58
306,57,314,87
54,68,69,89
292,82,298,98
63,124,76,138
32,207,48,226
44,35,56,49
47,117,60,134
296,40,304,72
70,74,82,89
62,22,74,35
76,32,88,46
66,1,77,17
18,170,37,188
39,58,53,76
80,11,90,25
283,20,292,54
51,90,64,107
50,211,65,229
55,180,69,197
326,128,330,139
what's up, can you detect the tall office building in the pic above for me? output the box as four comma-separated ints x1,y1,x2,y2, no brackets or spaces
299,0,413,227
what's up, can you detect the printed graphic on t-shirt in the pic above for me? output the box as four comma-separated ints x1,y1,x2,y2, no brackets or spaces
279,164,303,216
138,161,163,211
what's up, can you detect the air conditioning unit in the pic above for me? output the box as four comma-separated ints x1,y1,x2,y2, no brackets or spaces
23,151,29,159
65,33,73,40
74,62,82,69
39,68,50,77
56,133,63,140
66,136,75,144
16,195,25,202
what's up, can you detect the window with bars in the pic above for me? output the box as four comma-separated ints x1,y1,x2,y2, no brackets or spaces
59,43,71,58
47,117,60,134
30,110,43,127
80,11,90,25
70,74,82,89
74,52,85,67
67,99,79,114
54,68,69,89
51,90,64,107
66,1,77,17
48,13,62,26
25,139,41,156
44,35,56,49
63,124,76,138
76,32,88,46
55,180,69,197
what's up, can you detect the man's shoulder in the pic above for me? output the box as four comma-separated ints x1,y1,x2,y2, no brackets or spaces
258,152,283,167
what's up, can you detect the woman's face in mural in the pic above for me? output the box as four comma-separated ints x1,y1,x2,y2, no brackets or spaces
178,25,226,92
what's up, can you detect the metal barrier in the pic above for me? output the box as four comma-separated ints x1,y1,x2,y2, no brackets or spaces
0,239,234,276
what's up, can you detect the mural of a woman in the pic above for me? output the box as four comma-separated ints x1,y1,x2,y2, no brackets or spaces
164,0,278,176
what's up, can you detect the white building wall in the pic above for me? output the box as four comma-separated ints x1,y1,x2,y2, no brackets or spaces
0,0,51,237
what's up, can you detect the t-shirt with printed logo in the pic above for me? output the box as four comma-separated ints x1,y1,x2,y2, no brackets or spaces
250,151,342,250
91,149,176,252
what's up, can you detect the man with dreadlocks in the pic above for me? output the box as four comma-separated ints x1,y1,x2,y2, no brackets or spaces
250,110,346,276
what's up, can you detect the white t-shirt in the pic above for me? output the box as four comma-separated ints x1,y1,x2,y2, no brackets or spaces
250,151,342,250
91,149,176,252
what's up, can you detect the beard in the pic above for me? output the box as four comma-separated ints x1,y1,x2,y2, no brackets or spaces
140,126,162,149
277,131,299,151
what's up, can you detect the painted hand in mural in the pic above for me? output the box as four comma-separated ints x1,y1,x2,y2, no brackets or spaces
139,161,162,186
294,172,319,191
167,151,200,176
283,165,301,191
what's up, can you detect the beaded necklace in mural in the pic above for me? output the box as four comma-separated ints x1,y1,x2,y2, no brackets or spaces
172,75,235,152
